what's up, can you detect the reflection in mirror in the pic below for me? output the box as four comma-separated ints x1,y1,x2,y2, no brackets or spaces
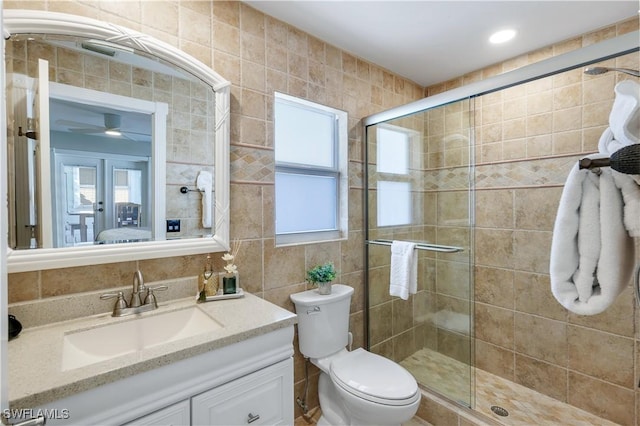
50,95,153,247
6,33,215,249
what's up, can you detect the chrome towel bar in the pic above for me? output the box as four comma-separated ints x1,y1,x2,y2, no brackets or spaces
366,239,464,253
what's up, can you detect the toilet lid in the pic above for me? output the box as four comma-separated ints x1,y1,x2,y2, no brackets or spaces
330,348,418,405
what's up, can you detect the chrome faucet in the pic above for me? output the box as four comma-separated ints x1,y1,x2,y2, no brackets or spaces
130,270,146,308
100,270,168,317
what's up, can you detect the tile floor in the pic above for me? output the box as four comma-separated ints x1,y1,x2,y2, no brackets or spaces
401,348,619,426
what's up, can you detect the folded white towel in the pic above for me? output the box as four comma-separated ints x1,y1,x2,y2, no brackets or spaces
597,127,619,156
389,240,418,300
196,171,213,228
599,81,640,155
597,80,640,232
550,158,635,315
612,170,640,237
609,80,640,146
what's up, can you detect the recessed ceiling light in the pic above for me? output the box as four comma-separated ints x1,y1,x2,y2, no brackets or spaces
105,129,122,136
489,29,516,44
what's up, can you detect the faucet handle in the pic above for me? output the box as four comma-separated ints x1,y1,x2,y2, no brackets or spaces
143,286,168,309
147,285,168,292
100,291,128,316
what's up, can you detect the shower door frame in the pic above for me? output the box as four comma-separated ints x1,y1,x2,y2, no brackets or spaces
362,29,639,406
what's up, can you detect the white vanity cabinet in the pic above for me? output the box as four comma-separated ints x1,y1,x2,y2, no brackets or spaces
30,326,295,426
124,400,191,426
125,359,293,426
192,359,293,426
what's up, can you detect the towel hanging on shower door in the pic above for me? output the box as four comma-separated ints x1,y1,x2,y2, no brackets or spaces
389,240,418,300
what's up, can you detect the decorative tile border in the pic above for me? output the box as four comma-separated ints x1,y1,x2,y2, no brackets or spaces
230,144,274,183
367,155,581,192
475,155,580,190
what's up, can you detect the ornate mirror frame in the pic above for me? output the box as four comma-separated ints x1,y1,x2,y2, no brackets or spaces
3,9,231,272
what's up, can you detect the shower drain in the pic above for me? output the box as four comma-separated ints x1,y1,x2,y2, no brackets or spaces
490,405,509,417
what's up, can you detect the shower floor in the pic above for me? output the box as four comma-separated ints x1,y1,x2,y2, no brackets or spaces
400,348,619,426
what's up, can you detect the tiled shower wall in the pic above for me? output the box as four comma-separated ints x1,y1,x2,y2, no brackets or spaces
430,21,639,425
4,0,424,418
367,17,639,426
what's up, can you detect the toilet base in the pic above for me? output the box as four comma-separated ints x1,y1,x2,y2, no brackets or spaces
316,372,417,426
316,414,336,426
317,373,349,425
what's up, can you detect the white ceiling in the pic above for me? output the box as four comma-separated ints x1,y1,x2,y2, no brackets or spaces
244,1,639,87
50,98,152,143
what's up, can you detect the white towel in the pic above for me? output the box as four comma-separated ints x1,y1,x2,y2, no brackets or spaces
389,241,417,300
599,82,640,154
196,171,213,228
609,80,640,146
612,170,640,237
550,158,635,315
598,80,640,231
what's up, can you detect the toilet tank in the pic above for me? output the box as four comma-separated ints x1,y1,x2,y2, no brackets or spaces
290,284,354,359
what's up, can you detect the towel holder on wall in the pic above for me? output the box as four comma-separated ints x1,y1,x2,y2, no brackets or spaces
366,239,464,253
578,144,640,175
179,186,209,194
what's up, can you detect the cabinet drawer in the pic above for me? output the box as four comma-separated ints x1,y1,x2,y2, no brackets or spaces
122,399,190,426
192,358,293,426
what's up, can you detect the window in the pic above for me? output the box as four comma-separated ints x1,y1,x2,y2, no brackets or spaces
274,93,348,245
375,124,418,227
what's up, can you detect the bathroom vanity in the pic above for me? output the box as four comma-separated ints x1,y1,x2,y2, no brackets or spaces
7,294,296,425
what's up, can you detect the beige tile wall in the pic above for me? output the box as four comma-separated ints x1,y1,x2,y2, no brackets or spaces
4,0,424,418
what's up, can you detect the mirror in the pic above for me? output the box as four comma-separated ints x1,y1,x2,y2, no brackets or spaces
4,10,230,272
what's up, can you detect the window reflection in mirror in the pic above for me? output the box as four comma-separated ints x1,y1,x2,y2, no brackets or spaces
6,33,217,250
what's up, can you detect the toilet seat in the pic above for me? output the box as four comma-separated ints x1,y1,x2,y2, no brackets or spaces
329,348,418,406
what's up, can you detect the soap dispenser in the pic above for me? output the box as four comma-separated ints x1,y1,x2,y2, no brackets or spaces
199,254,217,299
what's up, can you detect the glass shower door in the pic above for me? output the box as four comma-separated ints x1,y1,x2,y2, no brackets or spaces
365,98,475,407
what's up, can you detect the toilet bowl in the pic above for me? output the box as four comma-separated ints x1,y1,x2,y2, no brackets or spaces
290,284,420,426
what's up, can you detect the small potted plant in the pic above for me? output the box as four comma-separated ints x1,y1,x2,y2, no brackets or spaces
306,262,337,295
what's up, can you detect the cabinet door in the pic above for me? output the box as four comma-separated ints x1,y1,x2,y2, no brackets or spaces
192,358,293,426
122,400,190,426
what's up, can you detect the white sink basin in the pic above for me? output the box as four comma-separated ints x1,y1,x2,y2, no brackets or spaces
62,306,222,370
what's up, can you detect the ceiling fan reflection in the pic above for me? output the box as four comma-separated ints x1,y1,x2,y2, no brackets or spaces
56,113,149,141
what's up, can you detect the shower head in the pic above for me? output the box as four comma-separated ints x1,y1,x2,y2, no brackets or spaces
584,66,640,77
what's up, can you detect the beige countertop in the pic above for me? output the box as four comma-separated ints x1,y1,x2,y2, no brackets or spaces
8,293,297,409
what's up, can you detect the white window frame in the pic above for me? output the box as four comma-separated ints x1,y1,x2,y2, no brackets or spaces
274,92,348,246
375,123,421,228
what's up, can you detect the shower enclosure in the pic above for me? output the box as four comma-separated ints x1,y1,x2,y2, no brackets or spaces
364,31,639,426
365,99,475,407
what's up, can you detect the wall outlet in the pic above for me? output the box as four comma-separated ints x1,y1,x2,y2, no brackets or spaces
166,219,181,232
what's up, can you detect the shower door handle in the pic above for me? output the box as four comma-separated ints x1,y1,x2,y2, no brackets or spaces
366,239,463,253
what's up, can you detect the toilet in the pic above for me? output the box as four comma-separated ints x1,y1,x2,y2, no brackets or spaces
290,284,420,426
